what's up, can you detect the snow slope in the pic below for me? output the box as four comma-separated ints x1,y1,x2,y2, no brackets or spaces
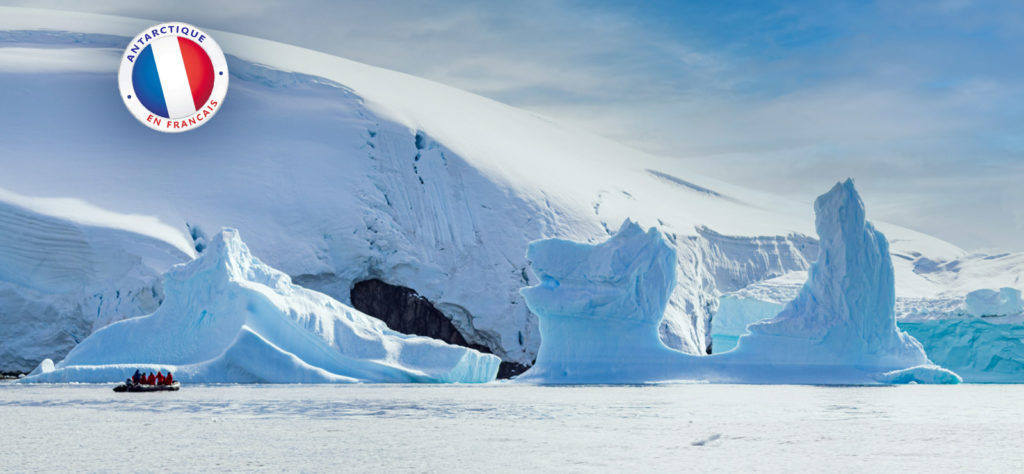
23,229,499,383
0,188,191,372
0,8,1013,372
517,181,959,384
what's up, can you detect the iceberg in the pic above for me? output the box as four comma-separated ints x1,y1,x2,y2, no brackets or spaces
964,287,1023,317
721,180,958,383
516,220,690,382
22,229,500,384
517,180,960,384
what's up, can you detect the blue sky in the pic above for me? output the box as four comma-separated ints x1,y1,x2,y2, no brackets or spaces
6,0,1023,251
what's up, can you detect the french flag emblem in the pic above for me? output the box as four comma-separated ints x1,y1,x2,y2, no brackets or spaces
119,22,228,132
132,37,215,119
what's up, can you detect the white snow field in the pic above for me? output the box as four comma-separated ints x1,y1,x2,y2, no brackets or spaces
0,8,1020,377
517,181,958,384
22,229,499,384
3,383,1023,472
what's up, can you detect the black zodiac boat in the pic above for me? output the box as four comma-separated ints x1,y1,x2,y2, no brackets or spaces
113,382,180,392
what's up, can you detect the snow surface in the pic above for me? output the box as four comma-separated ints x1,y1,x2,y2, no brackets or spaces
22,229,499,384
4,384,1023,472
0,7,997,372
517,181,959,384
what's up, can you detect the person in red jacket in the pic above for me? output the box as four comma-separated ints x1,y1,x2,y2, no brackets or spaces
147,372,156,385
156,371,165,385
165,372,174,385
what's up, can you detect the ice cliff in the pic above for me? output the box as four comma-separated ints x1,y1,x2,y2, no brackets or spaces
0,190,191,373
517,181,960,384
899,318,1024,383
22,229,500,384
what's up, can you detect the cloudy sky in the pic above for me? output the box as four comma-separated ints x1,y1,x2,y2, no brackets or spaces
6,0,1023,251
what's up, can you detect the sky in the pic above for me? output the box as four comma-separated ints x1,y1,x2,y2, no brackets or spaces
4,0,1023,252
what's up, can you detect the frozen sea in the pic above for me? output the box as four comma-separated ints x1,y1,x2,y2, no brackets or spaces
1,383,1021,472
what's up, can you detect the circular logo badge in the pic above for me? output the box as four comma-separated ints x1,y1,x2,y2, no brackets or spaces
118,22,228,133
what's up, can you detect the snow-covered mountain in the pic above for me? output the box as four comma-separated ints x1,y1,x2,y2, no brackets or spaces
0,7,1020,375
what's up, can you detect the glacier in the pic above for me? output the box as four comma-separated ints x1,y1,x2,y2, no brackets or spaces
0,8,1021,377
21,229,500,384
517,180,959,384
0,188,192,373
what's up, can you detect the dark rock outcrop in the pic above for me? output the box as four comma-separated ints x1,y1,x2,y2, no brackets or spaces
350,279,530,379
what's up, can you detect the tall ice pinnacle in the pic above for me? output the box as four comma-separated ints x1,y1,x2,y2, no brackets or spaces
732,179,957,379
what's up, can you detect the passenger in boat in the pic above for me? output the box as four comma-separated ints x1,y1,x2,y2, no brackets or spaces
164,372,174,385
147,372,156,385
132,369,142,385
156,371,165,385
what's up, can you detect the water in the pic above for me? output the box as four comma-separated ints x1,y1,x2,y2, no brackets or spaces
1,383,1021,472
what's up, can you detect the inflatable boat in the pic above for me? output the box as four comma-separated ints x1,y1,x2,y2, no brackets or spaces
113,382,180,392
